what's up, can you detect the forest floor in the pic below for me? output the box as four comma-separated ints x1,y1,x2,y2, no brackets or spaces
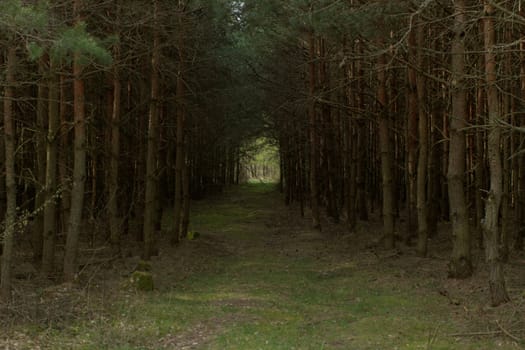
1,182,525,349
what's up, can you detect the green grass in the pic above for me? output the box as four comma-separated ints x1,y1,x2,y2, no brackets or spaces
21,182,522,349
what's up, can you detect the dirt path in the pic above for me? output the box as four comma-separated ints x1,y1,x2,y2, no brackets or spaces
149,183,523,349
5,183,523,349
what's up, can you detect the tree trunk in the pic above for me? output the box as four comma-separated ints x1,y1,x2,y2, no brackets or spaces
308,31,321,230
143,0,161,259
346,55,357,232
482,2,510,306
58,74,70,235
181,135,191,239
377,52,395,249
0,105,4,225
517,4,525,251
109,34,121,254
355,40,368,222
172,2,187,244
42,66,60,276
63,33,87,282
407,25,418,242
447,0,472,279
475,55,486,248
1,47,17,300
33,59,48,264
416,19,428,257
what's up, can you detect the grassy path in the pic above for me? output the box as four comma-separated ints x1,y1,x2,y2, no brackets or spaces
20,183,523,349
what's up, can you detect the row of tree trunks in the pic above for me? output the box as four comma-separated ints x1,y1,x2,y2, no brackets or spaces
262,0,518,308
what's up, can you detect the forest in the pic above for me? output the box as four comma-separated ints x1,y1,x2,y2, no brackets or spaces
1,0,525,348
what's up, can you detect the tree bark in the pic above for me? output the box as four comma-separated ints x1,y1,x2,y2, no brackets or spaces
1,47,17,300
143,0,161,259
64,0,88,282
447,0,472,279
475,54,486,248
109,30,122,254
482,2,510,306
416,19,428,257
377,52,395,249
517,16,525,251
172,5,186,244
181,135,191,239
407,24,418,242
41,65,60,276
308,31,321,230
33,58,48,264
58,74,70,235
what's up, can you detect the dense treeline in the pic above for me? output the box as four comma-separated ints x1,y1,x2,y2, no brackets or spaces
1,0,524,309
0,0,261,298
240,0,525,306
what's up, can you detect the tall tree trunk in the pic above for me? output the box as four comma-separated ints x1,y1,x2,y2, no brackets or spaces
355,40,368,222
447,0,472,279
475,54,486,248
416,19,429,257
377,52,395,249
172,5,186,244
42,66,60,275
346,55,357,232
499,26,512,262
58,74,70,235
482,2,510,306
1,47,17,300
0,102,4,225
64,0,88,282
33,59,48,264
109,32,121,254
308,31,321,230
64,51,87,281
143,0,161,259
517,13,525,251
406,25,418,242
181,134,191,239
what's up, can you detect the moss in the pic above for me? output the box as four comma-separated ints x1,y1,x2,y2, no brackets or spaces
130,271,154,291
135,260,152,272
187,231,200,240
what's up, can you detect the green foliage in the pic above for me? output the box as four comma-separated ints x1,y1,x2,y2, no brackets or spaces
27,42,45,61
186,231,200,240
0,0,48,35
0,0,112,66
130,271,154,291
50,22,113,66
135,260,152,272
0,0,49,60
